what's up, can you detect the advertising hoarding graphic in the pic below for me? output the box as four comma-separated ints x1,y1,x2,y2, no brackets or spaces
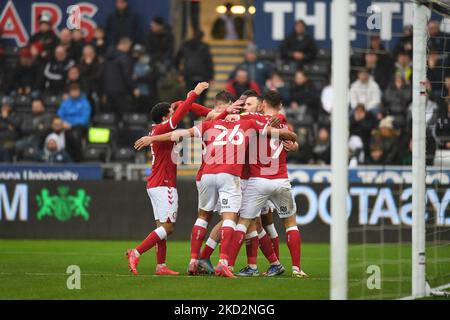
0,179,448,242
36,186,91,222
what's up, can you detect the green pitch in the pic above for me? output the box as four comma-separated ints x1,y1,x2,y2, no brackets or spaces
0,240,448,300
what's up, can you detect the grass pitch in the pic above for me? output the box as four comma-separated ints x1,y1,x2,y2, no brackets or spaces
0,240,448,300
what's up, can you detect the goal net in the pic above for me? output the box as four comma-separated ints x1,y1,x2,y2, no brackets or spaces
342,0,450,299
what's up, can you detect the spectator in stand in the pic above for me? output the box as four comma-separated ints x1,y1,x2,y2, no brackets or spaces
434,102,450,150
28,14,59,60
58,28,73,58
41,45,75,94
105,0,140,45
211,2,244,40
57,83,91,161
428,20,449,53
15,98,52,152
280,20,317,68
230,43,273,89
348,135,365,167
264,71,290,104
102,37,136,115
79,45,103,103
350,68,381,115
70,29,85,63
7,47,39,97
175,31,214,105
365,51,392,91
394,25,413,58
132,44,158,113
157,71,186,105
46,116,75,156
394,51,413,84
383,73,412,120
407,80,438,127
66,66,82,91
321,81,333,115
349,103,378,159
290,69,320,119
286,126,314,164
311,127,331,165
90,27,107,58
36,133,72,163
367,34,391,65
426,48,444,102
58,83,92,129
145,16,174,72
0,41,6,93
0,97,20,162
369,116,400,165
225,68,260,99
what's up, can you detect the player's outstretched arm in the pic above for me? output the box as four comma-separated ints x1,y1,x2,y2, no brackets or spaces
134,128,196,150
264,126,298,142
170,82,209,127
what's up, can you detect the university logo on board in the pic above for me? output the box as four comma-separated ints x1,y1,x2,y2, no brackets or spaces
36,186,91,222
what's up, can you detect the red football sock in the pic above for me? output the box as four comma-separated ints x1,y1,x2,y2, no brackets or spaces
190,219,208,259
200,238,217,259
156,239,167,265
245,231,258,265
271,237,280,260
228,224,247,267
136,226,167,255
286,227,301,269
265,223,280,259
219,219,236,262
258,231,278,264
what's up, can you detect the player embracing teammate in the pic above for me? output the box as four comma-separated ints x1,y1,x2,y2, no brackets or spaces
126,82,210,276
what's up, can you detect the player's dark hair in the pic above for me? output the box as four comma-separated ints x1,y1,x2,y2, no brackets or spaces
263,90,282,109
215,90,234,104
151,102,171,124
241,89,258,98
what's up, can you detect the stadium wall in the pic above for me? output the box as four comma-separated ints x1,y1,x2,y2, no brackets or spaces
0,179,448,242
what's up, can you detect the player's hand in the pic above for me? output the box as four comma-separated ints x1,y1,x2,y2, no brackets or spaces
269,115,281,128
279,128,297,142
282,140,298,152
194,82,209,95
227,99,244,114
134,136,153,151
225,114,240,122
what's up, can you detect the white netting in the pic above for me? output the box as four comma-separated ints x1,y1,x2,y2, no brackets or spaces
345,0,450,299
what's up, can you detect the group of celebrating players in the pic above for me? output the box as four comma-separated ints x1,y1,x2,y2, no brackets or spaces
126,82,308,278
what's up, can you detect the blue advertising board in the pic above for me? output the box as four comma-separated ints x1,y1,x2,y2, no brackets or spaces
0,0,170,46
287,165,450,184
253,0,448,49
0,164,102,181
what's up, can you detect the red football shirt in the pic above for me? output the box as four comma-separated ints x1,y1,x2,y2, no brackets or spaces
146,93,198,189
240,112,289,180
194,119,265,178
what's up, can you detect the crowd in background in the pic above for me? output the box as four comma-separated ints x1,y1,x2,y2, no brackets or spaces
0,0,449,166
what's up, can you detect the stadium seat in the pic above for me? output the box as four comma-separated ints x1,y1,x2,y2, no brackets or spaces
93,113,118,129
82,145,109,163
43,94,63,112
258,48,278,62
111,147,135,163
122,113,149,128
18,147,38,162
14,94,31,112
316,48,331,62
117,127,148,148
303,63,330,76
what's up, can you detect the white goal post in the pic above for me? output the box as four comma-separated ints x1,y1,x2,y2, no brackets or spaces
411,1,428,299
330,0,350,300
